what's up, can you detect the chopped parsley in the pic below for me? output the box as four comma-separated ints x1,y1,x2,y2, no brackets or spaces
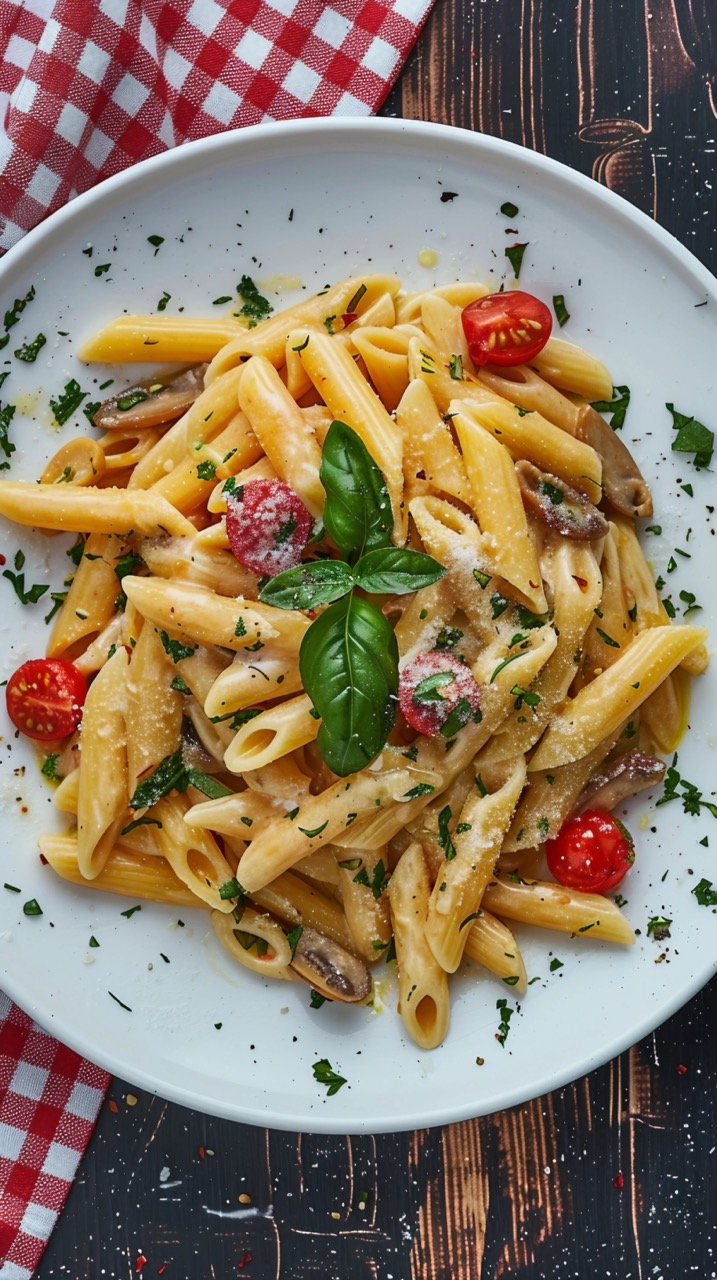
14,333,46,362
158,630,197,663
692,878,717,907
286,925,303,959
495,997,515,1046
403,783,434,799
3,550,48,605
41,754,62,781
236,275,272,328
298,820,329,839
50,379,87,426
656,754,717,819
196,460,217,480
147,234,165,253
0,402,17,468
353,859,389,899
3,286,35,333
23,898,43,917
552,295,569,327
500,201,519,218
312,1058,347,1096
505,243,527,278
434,626,463,652
590,385,631,432
646,914,672,941
108,992,132,1011
448,354,463,381
116,389,149,412
666,402,714,469
120,905,142,919
549,957,563,972
310,990,327,1009
596,627,620,648
219,878,245,901
157,291,171,311
437,805,456,860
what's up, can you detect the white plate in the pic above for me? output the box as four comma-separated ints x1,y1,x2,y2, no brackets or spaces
0,119,715,1134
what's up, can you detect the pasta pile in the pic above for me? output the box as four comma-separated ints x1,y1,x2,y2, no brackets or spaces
0,273,708,1049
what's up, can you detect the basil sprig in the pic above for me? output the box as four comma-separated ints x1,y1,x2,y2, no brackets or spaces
258,421,445,776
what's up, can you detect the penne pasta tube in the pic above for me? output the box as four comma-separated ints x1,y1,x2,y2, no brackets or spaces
453,410,548,613
482,874,635,945
463,911,528,992
395,282,489,325
77,647,130,879
125,623,183,794
203,649,303,718
426,758,527,973
454,398,602,504
504,732,621,853
349,326,411,412
139,534,257,599
122,575,309,653
0,482,195,538
206,275,401,381
476,364,582,434
529,624,708,770
531,336,613,400
148,413,262,513
78,315,245,364
388,841,450,1049
40,836,203,908
396,378,471,505
289,326,405,537
153,795,236,912
211,907,293,980
337,848,392,961
128,366,246,488
237,355,324,515
47,532,128,661
248,870,355,952
223,694,318,773
191,766,421,892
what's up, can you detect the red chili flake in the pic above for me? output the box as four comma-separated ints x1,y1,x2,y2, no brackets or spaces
39,853,48,865
613,1172,624,1190
135,1255,147,1274
676,1063,688,1076
0,554,6,566
399,651,481,738
198,1146,206,1160
341,312,357,326
107,1098,119,1113
157,1266,169,1276
225,478,312,578
572,575,588,590
237,1254,253,1272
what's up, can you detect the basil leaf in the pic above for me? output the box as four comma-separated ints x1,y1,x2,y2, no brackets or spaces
259,560,354,610
353,547,445,596
299,592,398,776
320,421,393,559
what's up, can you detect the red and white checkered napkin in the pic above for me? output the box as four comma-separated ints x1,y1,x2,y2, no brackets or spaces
0,0,435,253
0,993,110,1279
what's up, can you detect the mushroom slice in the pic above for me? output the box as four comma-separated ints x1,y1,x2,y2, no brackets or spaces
92,364,207,431
290,925,372,1004
516,460,609,540
575,404,653,518
575,749,666,814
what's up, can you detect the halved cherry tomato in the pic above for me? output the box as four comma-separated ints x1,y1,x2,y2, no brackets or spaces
545,809,635,895
6,658,87,741
225,478,312,578
461,290,552,367
399,652,481,738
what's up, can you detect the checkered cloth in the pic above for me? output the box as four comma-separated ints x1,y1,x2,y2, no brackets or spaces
0,993,110,1280
0,2,436,1272
0,0,435,253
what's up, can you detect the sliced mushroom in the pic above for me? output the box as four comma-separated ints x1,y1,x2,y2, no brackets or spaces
575,404,653,519
516,460,609,540
290,925,372,1004
575,749,666,814
92,364,207,431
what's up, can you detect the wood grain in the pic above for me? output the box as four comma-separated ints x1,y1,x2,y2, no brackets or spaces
35,1,717,1276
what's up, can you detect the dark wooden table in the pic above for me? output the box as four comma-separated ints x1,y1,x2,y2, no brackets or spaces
37,2,717,1276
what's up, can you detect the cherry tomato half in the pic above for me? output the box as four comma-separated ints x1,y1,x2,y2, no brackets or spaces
545,809,635,895
6,658,87,741
461,290,552,367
